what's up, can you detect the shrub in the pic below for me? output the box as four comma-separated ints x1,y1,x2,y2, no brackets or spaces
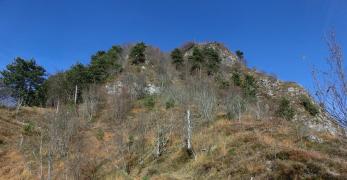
276,98,295,120
232,71,242,86
300,95,319,116
165,98,175,109
23,121,35,134
228,148,236,156
226,95,246,121
96,128,104,141
143,96,155,110
217,78,229,89
142,176,150,180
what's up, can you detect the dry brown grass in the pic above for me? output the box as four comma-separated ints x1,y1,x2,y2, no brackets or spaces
1,101,347,180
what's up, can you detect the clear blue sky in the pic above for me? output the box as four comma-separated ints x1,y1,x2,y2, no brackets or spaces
0,0,347,91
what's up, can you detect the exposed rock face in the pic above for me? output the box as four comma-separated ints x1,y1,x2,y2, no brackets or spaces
106,81,160,96
306,134,323,143
145,84,160,95
105,81,123,95
254,71,342,135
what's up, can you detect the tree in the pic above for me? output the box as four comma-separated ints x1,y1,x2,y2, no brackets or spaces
226,94,246,122
202,46,221,75
0,57,46,106
242,74,257,99
89,46,122,82
235,50,246,64
313,31,347,128
44,72,70,105
188,47,204,74
130,42,147,64
171,48,184,69
235,50,244,59
0,79,11,102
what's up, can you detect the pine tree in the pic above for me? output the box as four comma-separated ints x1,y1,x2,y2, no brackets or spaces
171,48,184,69
188,47,204,74
202,47,221,75
1,57,46,106
130,42,147,64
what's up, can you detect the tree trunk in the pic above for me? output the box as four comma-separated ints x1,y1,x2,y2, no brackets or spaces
74,85,78,105
185,109,196,159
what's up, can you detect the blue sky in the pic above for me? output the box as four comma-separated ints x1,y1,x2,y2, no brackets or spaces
0,0,347,91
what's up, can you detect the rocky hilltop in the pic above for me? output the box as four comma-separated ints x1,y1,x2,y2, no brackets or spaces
1,42,347,179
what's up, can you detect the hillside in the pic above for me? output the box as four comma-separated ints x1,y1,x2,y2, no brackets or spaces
1,42,347,180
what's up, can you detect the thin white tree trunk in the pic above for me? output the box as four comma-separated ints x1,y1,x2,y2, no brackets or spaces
56,100,60,114
187,109,192,150
185,109,196,159
47,157,51,180
74,85,78,105
40,133,43,180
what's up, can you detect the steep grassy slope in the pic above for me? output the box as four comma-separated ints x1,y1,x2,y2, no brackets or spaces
1,106,347,179
1,42,347,180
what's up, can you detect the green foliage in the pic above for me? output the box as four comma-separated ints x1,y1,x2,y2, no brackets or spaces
171,48,184,69
188,47,204,73
143,96,155,110
232,71,242,86
216,76,229,89
300,95,319,116
89,46,122,82
165,98,175,109
23,121,35,134
242,74,257,99
228,148,236,156
235,50,244,60
188,46,221,75
0,57,46,106
45,46,122,105
130,42,147,64
276,98,295,120
96,128,105,141
202,46,221,75
142,176,150,180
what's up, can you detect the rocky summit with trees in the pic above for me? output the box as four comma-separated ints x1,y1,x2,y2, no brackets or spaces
0,41,347,179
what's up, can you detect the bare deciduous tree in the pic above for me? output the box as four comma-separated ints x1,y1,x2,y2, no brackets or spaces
225,94,246,122
189,78,217,122
80,85,101,122
313,31,347,129
110,86,132,124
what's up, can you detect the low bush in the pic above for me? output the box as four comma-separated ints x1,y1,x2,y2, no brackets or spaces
231,71,242,86
96,128,104,141
143,96,156,110
300,95,319,116
23,121,35,134
276,98,295,120
165,98,175,109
